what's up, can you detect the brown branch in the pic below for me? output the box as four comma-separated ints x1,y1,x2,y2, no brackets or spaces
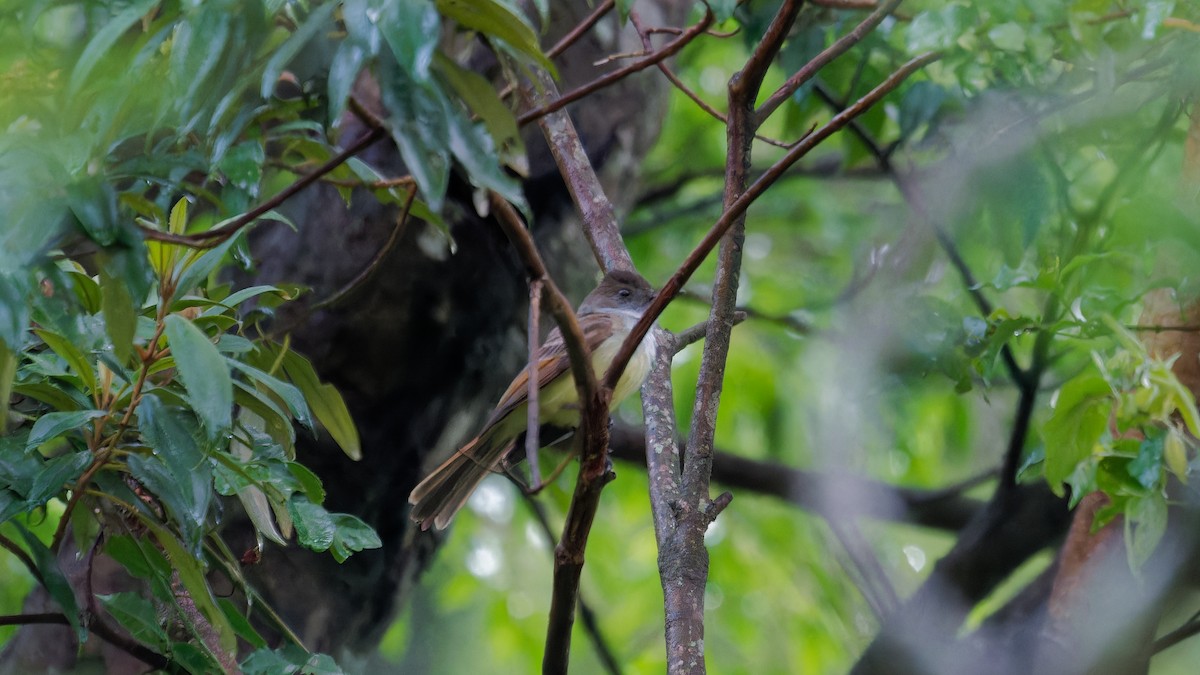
138,125,387,248
604,51,943,397
525,278,544,485
0,612,169,669
517,11,714,127
0,533,41,585
489,194,611,675
756,0,903,125
526,68,633,273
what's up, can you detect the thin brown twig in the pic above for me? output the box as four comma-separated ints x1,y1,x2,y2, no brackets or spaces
310,184,417,312
756,0,903,125
630,13,795,149
518,11,715,127
548,0,616,59
0,534,41,585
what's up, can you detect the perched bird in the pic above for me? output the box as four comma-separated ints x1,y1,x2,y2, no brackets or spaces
409,269,658,530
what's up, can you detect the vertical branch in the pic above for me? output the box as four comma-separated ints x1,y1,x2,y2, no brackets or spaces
526,279,544,485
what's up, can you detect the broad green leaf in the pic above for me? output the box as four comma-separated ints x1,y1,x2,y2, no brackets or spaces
0,272,30,351
287,462,325,504
382,69,451,212
279,351,361,460
0,341,14,434
216,141,266,195
99,265,137,364
329,513,382,563
445,98,527,214
218,598,268,649
1042,372,1111,491
66,179,120,246
1127,430,1164,491
135,397,212,551
435,55,525,173
66,0,159,97
26,452,91,508
171,641,223,674
163,314,233,439
375,0,441,83
25,410,105,450
12,522,84,641
35,329,96,394
288,495,336,551
1125,493,1168,570
96,592,169,651
228,360,313,433
436,0,554,72
327,40,368,124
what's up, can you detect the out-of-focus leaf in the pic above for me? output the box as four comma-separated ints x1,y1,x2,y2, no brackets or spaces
1125,492,1167,570
163,314,233,439
435,55,526,174
217,141,266,195
898,81,948,141
1042,371,1111,491
445,101,526,216
96,592,169,650
25,410,104,450
66,179,120,247
67,0,159,97
135,396,212,551
171,642,223,674
1127,429,1164,490
0,273,30,350
1164,427,1189,483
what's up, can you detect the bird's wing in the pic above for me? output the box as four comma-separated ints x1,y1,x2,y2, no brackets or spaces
484,313,616,429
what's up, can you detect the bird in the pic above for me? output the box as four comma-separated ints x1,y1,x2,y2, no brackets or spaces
408,269,658,530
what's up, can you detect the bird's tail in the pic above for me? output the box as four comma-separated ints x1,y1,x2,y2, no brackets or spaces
408,433,514,530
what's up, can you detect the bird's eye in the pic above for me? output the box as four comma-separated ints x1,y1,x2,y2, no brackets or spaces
618,289,631,298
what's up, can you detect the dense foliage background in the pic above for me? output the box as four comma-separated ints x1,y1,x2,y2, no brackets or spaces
3,0,1200,673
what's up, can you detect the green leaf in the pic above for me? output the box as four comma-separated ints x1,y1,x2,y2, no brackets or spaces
135,397,212,551
288,495,336,551
287,462,325,504
329,513,382,563
163,314,233,440
12,522,84,641
35,329,97,395
898,81,947,141
96,592,169,651
137,515,236,654
171,641,224,674
1128,429,1165,491
66,179,121,246
445,99,527,215
218,598,268,649
436,0,553,72
327,40,368,124
216,141,266,195
988,23,1026,52
228,360,314,433
66,0,159,97
0,272,30,351
242,645,345,675
435,55,525,173
1042,372,1111,491
1125,493,1167,570
260,2,338,98
375,0,441,83
279,351,361,460
105,534,174,601
25,410,105,450
99,265,137,365
381,68,451,212
26,452,91,508
1164,427,1189,483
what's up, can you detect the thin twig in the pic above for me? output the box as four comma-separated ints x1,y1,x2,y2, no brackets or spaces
756,0,903,124
518,11,715,127
548,0,616,59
